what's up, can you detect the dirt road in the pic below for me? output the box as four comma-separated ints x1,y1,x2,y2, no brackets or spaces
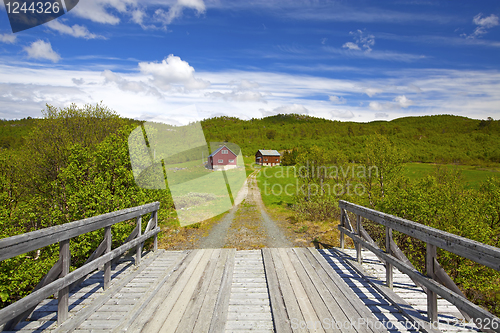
198,171,292,249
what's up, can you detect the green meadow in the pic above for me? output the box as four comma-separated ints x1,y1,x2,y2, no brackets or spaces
404,162,500,190
256,163,500,205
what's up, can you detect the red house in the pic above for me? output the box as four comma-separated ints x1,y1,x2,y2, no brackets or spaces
255,149,281,166
207,145,238,170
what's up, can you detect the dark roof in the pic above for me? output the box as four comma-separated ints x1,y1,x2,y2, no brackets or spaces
256,149,280,156
209,145,237,157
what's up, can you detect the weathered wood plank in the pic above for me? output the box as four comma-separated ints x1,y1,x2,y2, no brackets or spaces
278,248,325,333
54,250,166,333
304,248,377,333
2,258,62,330
286,248,336,333
208,248,235,333
339,200,500,271
104,226,112,290
136,216,142,266
292,248,350,333
159,249,215,333
175,249,221,333
308,248,385,333
339,249,441,333
337,227,500,329
191,249,230,333
0,202,159,261
136,250,204,332
426,243,437,323
111,251,190,333
57,239,70,326
269,248,306,333
0,227,159,327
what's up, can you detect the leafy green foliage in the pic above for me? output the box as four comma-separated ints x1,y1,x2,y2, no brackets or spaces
0,104,174,308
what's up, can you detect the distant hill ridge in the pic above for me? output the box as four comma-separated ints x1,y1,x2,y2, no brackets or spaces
2,113,499,165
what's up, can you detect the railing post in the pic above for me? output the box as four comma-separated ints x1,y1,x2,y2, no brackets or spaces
340,209,345,250
136,216,142,266
385,227,393,289
427,243,438,323
356,214,362,264
57,239,70,326
153,210,158,251
103,226,112,290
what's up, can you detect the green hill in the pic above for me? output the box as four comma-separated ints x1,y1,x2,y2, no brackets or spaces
201,114,500,166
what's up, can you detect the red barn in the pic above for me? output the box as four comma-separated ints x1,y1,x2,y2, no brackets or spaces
207,145,238,170
255,149,281,166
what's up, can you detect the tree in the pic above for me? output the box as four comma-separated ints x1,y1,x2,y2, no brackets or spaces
362,134,405,207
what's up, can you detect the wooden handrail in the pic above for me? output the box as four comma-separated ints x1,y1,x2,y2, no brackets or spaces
0,202,160,330
0,202,159,262
339,200,500,333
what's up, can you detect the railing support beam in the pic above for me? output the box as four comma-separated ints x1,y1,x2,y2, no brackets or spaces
386,227,393,289
356,214,362,265
104,226,112,290
136,216,142,266
340,209,345,250
57,239,70,326
426,243,438,323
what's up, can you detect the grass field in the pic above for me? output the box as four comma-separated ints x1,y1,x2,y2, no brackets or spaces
256,163,500,207
256,166,297,207
404,163,500,190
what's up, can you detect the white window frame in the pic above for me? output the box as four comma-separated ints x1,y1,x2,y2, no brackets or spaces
218,159,223,163
229,159,234,163
222,149,228,154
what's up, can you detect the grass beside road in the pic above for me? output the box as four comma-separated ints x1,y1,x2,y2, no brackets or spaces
404,162,500,190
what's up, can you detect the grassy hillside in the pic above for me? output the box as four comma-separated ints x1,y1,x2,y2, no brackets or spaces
201,114,500,166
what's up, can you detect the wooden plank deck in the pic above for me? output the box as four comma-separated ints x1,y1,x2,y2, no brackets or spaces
3,248,480,333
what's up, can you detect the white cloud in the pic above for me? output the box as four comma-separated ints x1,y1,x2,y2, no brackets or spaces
329,95,346,104
207,91,266,102
138,54,210,91
46,20,104,39
1,64,500,124
206,79,267,102
375,112,389,119
331,109,354,119
72,0,137,25
326,46,425,62
72,78,85,85
369,95,413,111
0,33,16,44
473,13,499,29
342,42,360,50
23,40,61,62
154,0,206,25
236,79,260,91
462,13,499,39
368,101,385,111
131,9,146,25
343,29,375,52
393,95,413,108
365,88,383,97
102,69,162,97
273,104,309,114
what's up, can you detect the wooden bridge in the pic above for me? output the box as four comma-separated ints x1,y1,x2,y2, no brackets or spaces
0,201,499,332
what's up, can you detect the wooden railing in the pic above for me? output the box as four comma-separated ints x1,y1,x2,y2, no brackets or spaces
338,200,500,333
0,202,160,331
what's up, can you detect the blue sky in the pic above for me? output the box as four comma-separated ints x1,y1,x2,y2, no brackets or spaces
0,0,499,124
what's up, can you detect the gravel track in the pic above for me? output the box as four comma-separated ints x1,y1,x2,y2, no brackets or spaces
198,171,292,249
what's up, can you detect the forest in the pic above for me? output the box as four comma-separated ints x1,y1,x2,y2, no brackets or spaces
0,103,499,316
